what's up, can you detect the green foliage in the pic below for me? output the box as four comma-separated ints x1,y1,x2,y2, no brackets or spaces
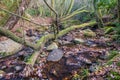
0,52,7,57
107,71,120,80
116,62,120,66
112,23,120,42
15,28,22,33
107,61,113,65
104,26,114,34
81,69,89,76
0,0,14,8
72,73,80,80
0,0,20,26
26,8,40,16
95,0,117,14
107,50,118,60
78,12,95,22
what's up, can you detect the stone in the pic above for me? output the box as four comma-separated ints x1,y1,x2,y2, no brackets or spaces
89,63,99,72
0,39,22,56
83,29,96,37
85,40,97,47
46,42,58,51
0,70,5,79
58,40,73,46
47,49,64,61
72,38,85,44
40,52,46,58
66,56,82,68
14,66,23,72
76,55,92,65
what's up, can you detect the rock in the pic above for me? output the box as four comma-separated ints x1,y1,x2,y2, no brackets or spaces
0,70,5,79
46,42,58,51
40,52,46,58
99,55,108,60
0,39,22,56
58,40,73,46
23,47,34,53
85,40,97,47
14,66,23,72
47,49,64,61
89,63,99,72
83,29,96,37
76,55,92,65
66,56,82,68
72,38,85,44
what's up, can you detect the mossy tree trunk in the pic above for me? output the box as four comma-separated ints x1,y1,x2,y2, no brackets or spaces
0,27,37,49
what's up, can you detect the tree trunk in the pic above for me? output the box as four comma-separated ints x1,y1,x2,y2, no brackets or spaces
4,0,31,30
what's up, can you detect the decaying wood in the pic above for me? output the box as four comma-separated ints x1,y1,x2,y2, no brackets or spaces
4,0,31,30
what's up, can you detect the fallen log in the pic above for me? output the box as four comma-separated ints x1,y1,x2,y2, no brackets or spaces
26,21,97,65
0,27,37,49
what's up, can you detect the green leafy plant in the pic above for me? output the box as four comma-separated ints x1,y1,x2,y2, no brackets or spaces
107,71,120,80
111,23,120,42
26,8,40,16
116,62,120,66
107,50,118,60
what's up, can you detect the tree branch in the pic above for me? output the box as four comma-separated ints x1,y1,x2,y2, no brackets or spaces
0,8,49,27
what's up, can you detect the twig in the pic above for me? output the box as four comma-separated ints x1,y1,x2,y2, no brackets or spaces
43,0,59,35
0,8,50,27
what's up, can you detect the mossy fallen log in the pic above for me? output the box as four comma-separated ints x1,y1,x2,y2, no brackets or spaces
0,27,37,49
26,21,97,65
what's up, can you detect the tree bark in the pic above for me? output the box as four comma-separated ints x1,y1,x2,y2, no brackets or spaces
4,0,31,30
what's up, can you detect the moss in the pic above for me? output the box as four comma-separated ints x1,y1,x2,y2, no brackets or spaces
15,28,22,33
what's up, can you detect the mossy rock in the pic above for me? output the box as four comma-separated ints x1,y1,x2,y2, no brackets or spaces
83,29,96,37
0,39,22,57
72,38,85,44
46,42,58,51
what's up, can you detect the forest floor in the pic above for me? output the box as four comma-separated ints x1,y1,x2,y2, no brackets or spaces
0,17,120,80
